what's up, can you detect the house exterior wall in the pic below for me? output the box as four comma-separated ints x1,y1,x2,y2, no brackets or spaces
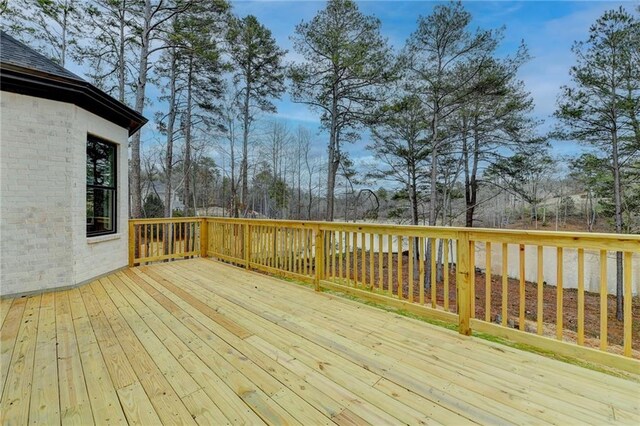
0,91,129,297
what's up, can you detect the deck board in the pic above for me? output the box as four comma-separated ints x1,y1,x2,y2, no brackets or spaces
1,258,639,425
169,263,631,423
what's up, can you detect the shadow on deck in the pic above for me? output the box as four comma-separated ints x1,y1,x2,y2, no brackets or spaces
1,258,638,424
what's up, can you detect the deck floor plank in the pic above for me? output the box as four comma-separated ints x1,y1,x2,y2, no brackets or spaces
0,297,26,404
68,288,128,425
0,298,14,330
113,272,280,425
160,263,534,425
170,261,628,423
28,293,60,425
55,291,94,425
121,269,329,425
154,265,461,425
1,258,639,425
171,266,551,423
0,295,40,425
179,259,640,414
131,268,346,424
90,279,197,425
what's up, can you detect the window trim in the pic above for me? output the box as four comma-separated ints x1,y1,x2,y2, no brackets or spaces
86,135,117,238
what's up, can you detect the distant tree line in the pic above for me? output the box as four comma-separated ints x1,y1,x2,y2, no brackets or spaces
4,0,638,232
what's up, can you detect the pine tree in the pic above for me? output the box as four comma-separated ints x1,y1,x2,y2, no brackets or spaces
227,15,286,217
403,1,499,227
555,6,639,319
290,0,395,221
3,0,82,66
368,94,430,226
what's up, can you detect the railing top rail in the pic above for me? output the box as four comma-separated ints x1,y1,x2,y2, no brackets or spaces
129,217,640,251
129,217,205,224
203,216,640,241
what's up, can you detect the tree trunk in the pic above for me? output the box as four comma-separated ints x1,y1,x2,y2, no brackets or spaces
61,2,68,67
409,164,419,226
117,1,126,103
325,90,339,221
428,106,439,227
241,77,251,216
183,58,193,216
130,0,151,219
163,48,177,219
612,128,624,321
467,116,480,227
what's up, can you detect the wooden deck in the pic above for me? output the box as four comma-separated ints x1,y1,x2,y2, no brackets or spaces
1,259,639,425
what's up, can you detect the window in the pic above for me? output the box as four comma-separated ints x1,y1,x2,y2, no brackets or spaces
87,136,117,236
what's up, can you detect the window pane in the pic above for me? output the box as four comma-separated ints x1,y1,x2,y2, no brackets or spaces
87,188,115,235
87,138,115,187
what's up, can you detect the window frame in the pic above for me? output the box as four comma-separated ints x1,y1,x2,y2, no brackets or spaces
86,135,117,237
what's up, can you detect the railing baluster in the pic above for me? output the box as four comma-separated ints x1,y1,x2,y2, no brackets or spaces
307,228,312,276
600,250,607,350
338,231,343,281
502,243,508,327
143,223,147,260
485,241,492,322
137,223,142,260
273,226,277,268
578,248,585,345
419,237,425,305
378,234,383,291
537,245,544,335
443,239,449,311
152,223,156,258
470,241,475,318
388,234,393,296
298,228,303,273
408,236,414,303
623,251,632,357
128,222,135,267
244,224,250,269
360,232,367,288
265,226,270,267
369,233,374,290
430,238,436,308
519,244,525,331
296,228,301,274
397,236,403,299
557,247,563,340
329,231,335,278
353,231,359,287
346,232,351,286
287,229,292,272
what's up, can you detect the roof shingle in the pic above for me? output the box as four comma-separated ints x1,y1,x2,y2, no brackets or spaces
0,31,84,81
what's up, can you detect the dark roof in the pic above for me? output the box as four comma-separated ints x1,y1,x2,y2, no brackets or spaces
0,32,147,136
1,32,84,81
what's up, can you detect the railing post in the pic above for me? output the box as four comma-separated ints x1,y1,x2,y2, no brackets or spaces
244,223,251,269
314,226,324,292
456,230,472,336
200,218,208,258
128,221,135,267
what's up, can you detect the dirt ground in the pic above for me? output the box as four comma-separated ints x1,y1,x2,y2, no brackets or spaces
325,252,639,356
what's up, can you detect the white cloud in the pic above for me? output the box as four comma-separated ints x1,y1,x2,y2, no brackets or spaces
517,2,622,130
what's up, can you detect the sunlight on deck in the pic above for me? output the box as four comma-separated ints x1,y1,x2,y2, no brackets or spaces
1,258,639,425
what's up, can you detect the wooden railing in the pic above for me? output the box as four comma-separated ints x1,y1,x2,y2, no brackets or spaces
129,217,203,264
129,217,640,373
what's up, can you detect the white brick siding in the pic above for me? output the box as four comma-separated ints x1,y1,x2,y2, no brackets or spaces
0,91,129,296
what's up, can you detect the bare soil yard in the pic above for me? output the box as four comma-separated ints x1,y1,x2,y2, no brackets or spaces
327,252,639,355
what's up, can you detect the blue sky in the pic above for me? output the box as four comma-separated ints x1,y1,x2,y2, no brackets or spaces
224,0,636,164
